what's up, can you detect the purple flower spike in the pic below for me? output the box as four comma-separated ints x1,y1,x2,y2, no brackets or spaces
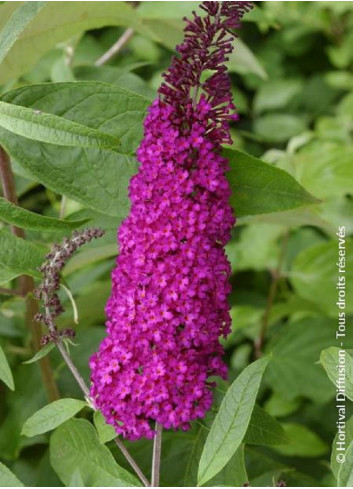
90,1,252,440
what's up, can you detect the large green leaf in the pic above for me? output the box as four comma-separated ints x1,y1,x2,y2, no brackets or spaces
338,441,353,487
0,197,88,232
320,347,353,401
50,418,141,487
0,100,120,150
291,240,353,316
265,317,338,403
0,2,46,66
224,149,318,217
197,356,270,486
22,398,87,437
0,2,142,84
0,344,14,391
0,229,44,284
0,82,150,217
0,462,24,487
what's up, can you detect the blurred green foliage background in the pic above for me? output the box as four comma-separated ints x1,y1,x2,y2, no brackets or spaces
0,1,353,486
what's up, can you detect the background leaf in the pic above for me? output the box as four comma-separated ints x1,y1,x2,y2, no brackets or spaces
271,423,328,457
291,240,353,316
0,1,46,65
50,418,141,487
22,398,87,437
265,317,339,403
0,461,24,487
331,415,353,479
338,441,353,487
320,347,353,401
0,230,44,284
244,405,289,446
0,2,140,84
0,344,14,390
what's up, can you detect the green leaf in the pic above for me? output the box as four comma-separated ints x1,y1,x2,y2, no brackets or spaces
0,229,44,284
264,392,301,419
0,82,150,217
93,411,116,444
0,101,120,150
74,66,155,99
245,447,286,487
320,347,353,401
228,39,267,80
226,223,283,272
184,427,248,486
0,344,14,390
0,1,46,65
254,114,307,143
50,418,141,486
254,79,303,113
271,423,328,457
23,343,55,365
338,441,353,487
69,469,85,487
291,240,353,316
138,2,199,19
331,415,353,479
197,356,270,486
0,198,89,232
64,244,117,276
265,317,338,403
0,2,142,84
245,405,289,446
206,445,248,487
22,398,87,437
0,364,48,460
0,461,24,487
294,142,353,199
224,149,319,217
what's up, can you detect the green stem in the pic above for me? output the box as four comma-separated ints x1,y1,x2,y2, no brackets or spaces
254,230,290,359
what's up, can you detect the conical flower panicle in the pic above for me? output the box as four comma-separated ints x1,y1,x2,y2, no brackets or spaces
90,1,252,440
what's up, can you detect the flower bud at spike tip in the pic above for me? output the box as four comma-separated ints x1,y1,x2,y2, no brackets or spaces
89,1,253,440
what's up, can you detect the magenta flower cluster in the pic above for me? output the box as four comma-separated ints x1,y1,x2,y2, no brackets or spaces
90,1,252,440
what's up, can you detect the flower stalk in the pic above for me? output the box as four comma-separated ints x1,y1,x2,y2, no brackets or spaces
34,229,150,487
151,422,163,487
